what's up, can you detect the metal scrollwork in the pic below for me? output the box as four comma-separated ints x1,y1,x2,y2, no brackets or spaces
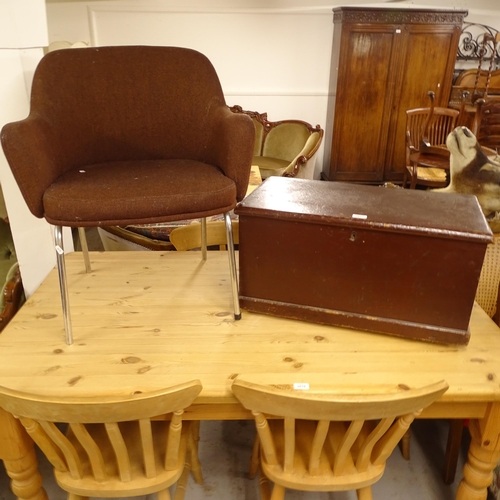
457,23,500,63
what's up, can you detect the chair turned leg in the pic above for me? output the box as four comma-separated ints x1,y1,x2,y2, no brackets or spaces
68,493,89,500
443,418,465,484
224,212,241,320
270,483,285,500
77,227,92,273
173,458,191,500
200,218,207,261
158,487,172,500
249,434,260,478
258,468,272,500
188,426,203,484
399,428,411,460
54,225,73,345
356,486,373,500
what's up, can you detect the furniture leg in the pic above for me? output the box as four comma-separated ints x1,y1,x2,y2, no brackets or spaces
356,486,373,500
456,403,500,500
258,467,271,500
224,212,241,320
54,225,73,345
249,434,260,478
77,227,92,273
0,407,48,500
270,483,285,500
201,218,207,261
444,419,465,485
399,429,411,460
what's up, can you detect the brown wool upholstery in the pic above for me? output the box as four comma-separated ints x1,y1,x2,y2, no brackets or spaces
0,46,254,341
1,46,255,227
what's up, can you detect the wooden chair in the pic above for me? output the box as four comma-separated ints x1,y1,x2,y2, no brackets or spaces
170,220,239,251
232,378,448,500
403,105,459,189
470,96,500,153
0,380,203,500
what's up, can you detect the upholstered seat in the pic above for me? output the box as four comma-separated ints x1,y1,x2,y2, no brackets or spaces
43,160,238,226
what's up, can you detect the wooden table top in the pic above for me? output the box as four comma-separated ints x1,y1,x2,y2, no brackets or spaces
0,251,499,418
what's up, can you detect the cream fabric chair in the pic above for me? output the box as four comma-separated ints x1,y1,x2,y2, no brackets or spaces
230,106,323,179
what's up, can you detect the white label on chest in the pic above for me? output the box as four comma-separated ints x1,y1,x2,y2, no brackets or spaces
352,214,367,220
293,382,310,390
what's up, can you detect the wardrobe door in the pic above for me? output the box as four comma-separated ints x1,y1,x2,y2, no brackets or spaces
384,23,463,181
329,23,400,182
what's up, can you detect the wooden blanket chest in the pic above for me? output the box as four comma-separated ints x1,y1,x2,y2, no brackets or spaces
234,177,493,345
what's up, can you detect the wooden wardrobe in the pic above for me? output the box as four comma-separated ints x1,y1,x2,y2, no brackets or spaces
322,7,467,183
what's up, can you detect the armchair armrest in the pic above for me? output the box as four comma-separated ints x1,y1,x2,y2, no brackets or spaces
1,117,66,218
208,107,255,201
282,129,323,178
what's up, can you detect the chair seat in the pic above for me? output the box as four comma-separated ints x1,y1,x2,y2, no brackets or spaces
412,166,447,182
252,156,289,178
262,420,385,492
43,160,237,227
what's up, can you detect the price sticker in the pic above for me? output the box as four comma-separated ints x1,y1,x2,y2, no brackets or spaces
293,382,310,390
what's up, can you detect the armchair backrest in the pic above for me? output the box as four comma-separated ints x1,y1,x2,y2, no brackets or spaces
27,46,225,168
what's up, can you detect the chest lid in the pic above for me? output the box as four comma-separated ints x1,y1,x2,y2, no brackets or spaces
234,177,493,243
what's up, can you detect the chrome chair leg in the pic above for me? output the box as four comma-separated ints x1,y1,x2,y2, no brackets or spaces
78,227,92,273
54,226,73,345
201,217,207,261
224,212,241,320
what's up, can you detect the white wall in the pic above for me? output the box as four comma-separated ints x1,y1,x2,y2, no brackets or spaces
45,0,500,179
0,0,59,297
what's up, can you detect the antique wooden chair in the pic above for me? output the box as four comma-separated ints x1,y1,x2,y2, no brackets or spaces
0,380,203,500
230,106,323,180
232,378,448,500
403,106,459,189
470,96,500,153
0,46,255,344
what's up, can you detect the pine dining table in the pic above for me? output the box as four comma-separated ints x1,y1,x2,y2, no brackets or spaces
0,251,499,500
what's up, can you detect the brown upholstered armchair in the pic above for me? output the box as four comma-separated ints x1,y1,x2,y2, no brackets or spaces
230,106,323,179
1,46,254,343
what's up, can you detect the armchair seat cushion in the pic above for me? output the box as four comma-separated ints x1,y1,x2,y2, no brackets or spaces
252,156,289,176
43,160,237,227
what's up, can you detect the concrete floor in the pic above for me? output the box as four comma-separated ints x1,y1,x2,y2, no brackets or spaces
0,419,474,500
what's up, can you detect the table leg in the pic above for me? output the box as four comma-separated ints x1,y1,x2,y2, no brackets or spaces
457,403,500,500
0,407,47,500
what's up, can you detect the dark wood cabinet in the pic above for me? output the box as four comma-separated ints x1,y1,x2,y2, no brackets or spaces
322,7,467,183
